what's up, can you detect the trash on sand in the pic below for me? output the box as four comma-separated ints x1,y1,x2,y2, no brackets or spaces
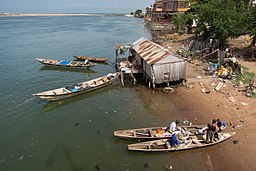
144,163,149,168
163,87,175,94
183,120,192,126
228,96,236,103
241,102,248,107
233,140,239,144
215,82,224,91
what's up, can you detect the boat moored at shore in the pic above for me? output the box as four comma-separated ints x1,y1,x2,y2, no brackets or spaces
33,72,120,101
73,56,109,62
128,132,236,152
36,58,97,68
114,125,205,139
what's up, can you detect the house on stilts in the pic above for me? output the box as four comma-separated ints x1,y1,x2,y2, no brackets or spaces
131,37,186,88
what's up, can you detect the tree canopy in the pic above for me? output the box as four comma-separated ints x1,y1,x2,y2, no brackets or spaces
135,9,143,18
174,0,256,48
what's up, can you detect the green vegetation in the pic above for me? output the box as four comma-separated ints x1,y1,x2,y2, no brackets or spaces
135,9,143,18
174,0,256,48
235,66,255,84
246,7,256,46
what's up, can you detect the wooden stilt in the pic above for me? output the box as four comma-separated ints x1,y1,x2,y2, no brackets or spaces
120,71,124,86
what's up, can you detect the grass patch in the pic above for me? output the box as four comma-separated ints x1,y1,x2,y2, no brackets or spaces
235,66,255,84
251,92,256,98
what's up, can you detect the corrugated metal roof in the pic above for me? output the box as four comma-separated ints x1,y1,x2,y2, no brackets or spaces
132,37,184,65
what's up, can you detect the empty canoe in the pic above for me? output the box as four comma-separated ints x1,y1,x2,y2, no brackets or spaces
36,58,97,68
33,73,120,101
73,56,109,62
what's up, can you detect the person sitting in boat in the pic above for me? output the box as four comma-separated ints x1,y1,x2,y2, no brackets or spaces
84,59,89,64
217,119,227,132
165,131,182,148
169,120,180,133
163,127,172,137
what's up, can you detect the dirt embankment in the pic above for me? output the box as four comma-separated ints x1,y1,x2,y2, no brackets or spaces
158,34,256,170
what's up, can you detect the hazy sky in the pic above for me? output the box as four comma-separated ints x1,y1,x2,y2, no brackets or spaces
0,0,154,13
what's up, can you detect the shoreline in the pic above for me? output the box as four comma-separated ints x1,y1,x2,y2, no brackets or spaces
150,30,256,170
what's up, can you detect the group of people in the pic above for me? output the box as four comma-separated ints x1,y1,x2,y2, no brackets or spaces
165,118,227,148
115,45,126,56
204,119,227,143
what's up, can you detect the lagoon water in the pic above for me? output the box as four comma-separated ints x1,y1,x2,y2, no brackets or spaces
0,15,210,171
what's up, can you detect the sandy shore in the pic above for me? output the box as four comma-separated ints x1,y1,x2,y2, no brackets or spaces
155,34,256,170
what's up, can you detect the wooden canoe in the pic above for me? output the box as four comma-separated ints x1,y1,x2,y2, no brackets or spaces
73,56,109,62
33,72,120,101
114,125,205,139
36,58,97,68
127,132,236,152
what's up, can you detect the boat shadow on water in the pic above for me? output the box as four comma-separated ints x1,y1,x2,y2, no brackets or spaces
45,142,84,171
38,84,118,114
39,66,97,74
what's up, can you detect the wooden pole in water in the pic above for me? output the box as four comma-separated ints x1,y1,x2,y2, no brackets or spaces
120,71,124,86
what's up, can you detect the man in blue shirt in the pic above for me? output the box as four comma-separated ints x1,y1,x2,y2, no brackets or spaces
217,119,227,132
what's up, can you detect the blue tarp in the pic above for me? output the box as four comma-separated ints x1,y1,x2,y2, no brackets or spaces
59,60,70,65
71,88,78,92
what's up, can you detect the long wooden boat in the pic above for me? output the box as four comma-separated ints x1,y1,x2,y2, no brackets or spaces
128,132,236,152
36,58,97,68
73,56,109,62
114,125,205,139
33,72,120,101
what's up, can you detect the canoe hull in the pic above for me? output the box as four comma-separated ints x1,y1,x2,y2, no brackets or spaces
128,132,236,152
114,125,205,139
73,56,109,62
36,58,97,68
33,73,119,101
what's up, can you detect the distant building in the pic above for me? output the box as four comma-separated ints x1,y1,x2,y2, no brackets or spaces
144,6,153,21
151,0,164,22
131,37,186,87
253,0,256,7
148,0,193,22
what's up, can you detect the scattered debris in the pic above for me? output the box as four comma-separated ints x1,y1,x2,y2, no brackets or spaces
163,87,175,94
215,82,224,91
241,102,249,107
144,163,149,168
94,164,100,171
233,140,239,144
183,120,192,126
228,96,236,103
186,84,194,89
164,164,173,170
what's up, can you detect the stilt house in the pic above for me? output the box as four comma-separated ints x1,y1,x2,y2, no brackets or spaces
131,37,186,88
